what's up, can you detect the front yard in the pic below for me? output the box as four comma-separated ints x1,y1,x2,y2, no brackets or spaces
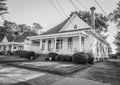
8,61,90,75
72,60,120,85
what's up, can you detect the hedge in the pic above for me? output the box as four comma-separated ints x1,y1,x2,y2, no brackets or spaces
14,50,37,60
72,52,89,64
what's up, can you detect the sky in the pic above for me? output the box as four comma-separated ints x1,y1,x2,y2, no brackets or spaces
0,0,119,53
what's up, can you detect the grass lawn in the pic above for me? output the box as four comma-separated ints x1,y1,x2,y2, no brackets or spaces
72,60,120,85
8,61,91,75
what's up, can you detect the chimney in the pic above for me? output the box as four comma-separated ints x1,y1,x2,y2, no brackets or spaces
90,7,96,30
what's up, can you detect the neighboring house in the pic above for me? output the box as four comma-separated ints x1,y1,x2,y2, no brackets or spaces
27,14,109,61
0,32,38,53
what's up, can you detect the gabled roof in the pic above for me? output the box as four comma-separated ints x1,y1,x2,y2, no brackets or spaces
6,34,15,42
42,19,69,35
0,35,4,42
14,31,38,42
42,14,91,35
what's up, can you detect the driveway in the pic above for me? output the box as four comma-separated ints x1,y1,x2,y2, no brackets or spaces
0,64,45,84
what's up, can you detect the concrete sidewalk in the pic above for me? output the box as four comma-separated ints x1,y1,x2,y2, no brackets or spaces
52,78,110,85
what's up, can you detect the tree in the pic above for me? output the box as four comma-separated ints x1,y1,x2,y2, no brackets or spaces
2,20,20,36
18,24,31,33
70,11,108,33
32,22,43,34
0,0,8,16
109,1,120,53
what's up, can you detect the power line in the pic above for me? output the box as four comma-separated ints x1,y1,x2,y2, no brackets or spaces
48,0,66,18
56,0,68,17
93,0,107,16
68,0,78,11
75,0,89,11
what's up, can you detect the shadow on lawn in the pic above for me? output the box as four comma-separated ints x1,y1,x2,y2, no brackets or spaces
11,82,32,85
82,62,120,85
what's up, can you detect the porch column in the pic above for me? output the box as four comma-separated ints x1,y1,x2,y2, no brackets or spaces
29,39,32,45
54,37,57,52
11,44,14,52
28,39,32,51
79,34,81,52
39,39,42,53
1,45,3,51
46,40,48,51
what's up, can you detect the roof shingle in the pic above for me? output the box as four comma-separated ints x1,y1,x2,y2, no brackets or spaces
42,19,69,35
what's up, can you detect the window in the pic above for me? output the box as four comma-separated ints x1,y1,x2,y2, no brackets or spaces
48,40,51,51
68,37,73,49
42,40,45,50
56,39,63,49
81,36,84,44
74,25,77,29
96,42,99,53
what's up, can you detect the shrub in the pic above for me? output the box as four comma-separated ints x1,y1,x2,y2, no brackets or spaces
55,55,61,61
65,55,72,62
48,52,58,61
59,55,66,61
109,54,117,59
14,50,36,60
0,51,5,55
72,52,89,64
87,52,94,64
6,51,12,55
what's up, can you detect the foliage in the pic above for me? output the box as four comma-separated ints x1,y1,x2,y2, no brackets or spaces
0,0,8,15
55,55,61,61
109,54,117,59
18,24,31,33
32,22,43,34
87,52,94,64
14,50,37,60
109,1,120,53
70,11,108,33
72,52,89,64
47,52,58,61
59,55,66,61
65,55,72,62
0,51,5,55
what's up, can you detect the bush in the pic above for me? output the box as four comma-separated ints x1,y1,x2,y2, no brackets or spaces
59,55,66,61
55,55,61,61
14,50,36,60
72,52,89,64
6,51,12,55
0,51,5,55
87,52,94,64
109,54,117,59
65,55,72,62
48,52,58,61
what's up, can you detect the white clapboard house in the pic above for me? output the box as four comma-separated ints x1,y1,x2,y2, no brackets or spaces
27,8,109,61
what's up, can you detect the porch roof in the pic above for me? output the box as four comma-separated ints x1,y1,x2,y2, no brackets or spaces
28,29,89,39
0,42,24,45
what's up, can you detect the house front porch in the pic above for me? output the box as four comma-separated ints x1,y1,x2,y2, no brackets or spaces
28,31,89,55
0,42,24,53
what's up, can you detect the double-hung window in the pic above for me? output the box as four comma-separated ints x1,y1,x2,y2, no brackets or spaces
56,39,63,49
48,40,51,51
81,36,84,51
68,37,73,49
42,40,45,50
